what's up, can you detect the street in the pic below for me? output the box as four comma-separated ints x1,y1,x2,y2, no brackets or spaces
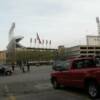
0,65,97,100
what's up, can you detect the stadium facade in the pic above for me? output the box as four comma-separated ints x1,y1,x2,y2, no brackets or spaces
6,36,57,65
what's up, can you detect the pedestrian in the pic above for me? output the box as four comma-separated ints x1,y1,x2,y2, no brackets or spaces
21,62,25,73
12,63,15,72
27,62,30,72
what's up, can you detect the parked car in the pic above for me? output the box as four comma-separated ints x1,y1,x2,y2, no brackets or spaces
0,64,12,76
51,57,100,99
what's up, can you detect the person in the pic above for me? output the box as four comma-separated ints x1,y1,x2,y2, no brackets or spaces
27,62,30,72
18,61,21,70
11,63,15,72
21,61,25,73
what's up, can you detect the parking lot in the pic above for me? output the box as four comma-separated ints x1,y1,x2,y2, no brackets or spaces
0,65,97,100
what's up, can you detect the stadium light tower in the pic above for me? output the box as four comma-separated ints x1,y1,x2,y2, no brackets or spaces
96,17,100,36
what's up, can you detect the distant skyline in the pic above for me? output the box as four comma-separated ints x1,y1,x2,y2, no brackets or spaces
0,0,100,50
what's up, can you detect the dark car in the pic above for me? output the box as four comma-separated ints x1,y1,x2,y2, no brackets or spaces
0,64,12,76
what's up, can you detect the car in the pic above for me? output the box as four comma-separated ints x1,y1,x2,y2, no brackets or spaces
51,57,100,99
0,64,12,76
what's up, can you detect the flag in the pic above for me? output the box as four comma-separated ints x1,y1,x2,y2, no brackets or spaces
46,40,48,45
49,40,51,45
34,38,36,44
42,40,44,45
36,33,41,44
30,38,32,43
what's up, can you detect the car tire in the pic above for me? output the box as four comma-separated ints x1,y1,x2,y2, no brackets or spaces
87,82,99,99
52,79,60,89
6,71,12,76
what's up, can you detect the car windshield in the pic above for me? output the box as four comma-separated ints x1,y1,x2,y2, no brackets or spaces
54,60,70,70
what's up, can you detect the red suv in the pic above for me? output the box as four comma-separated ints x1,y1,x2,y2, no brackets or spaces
51,57,100,98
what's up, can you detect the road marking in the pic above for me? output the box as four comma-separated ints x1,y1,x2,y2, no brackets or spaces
4,85,16,100
8,96,16,100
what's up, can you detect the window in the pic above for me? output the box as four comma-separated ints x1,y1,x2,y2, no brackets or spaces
95,58,100,67
84,59,95,68
80,47,87,49
88,47,94,49
96,47,100,49
63,61,70,70
80,51,87,53
73,59,95,69
58,61,70,70
76,61,83,69
53,60,70,71
88,51,94,53
96,51,100,54
73,60,84,69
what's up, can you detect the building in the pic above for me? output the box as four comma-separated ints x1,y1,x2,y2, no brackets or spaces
7,35,57,64
16,47,57,64
87,35,100,46
65,35,100,58
7,22,57,64
66,45,100,58
0,51,6,64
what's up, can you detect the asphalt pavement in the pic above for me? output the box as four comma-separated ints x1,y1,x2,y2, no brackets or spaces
0,65,98,100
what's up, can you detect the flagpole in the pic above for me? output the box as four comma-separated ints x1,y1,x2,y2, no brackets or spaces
49,40,51,49
34,38,36,48
30,43,31,48
36,32,41,49
42,39,44,49
46,40,47,49
38,42,39,49
49,44,50,49
46,40,48,49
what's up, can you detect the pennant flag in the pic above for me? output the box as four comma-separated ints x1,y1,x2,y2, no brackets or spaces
42,40,44,45
49,40,51,45
46,40,48,45
30,38,32,43
36,33,41,44
34,38,36,44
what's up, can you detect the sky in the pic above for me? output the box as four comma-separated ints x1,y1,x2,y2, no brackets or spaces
0,0,100,50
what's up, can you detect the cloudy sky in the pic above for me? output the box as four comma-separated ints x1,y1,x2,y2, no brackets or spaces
0,0,100,50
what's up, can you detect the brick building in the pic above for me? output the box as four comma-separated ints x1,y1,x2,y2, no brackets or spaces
0,51,6,64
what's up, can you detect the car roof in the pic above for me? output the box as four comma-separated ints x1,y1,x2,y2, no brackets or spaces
67,57,94,62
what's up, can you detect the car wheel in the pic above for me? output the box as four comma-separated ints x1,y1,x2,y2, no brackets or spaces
87,82,99,99
52,79,60,89
6,71,12,76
